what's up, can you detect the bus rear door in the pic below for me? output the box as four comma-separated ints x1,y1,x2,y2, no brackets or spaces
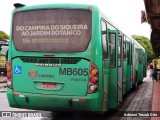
108,30,118,109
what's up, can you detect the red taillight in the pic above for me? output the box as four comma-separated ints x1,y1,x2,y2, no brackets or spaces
14,94,19,97
7,73,12,79
89,77,98,83
79,98,86,102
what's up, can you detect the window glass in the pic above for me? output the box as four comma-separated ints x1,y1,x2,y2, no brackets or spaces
118,36,122,66
102,20,108,59
110,33,116,68
126,42,131,65
13,9,92,52
123,38,126,59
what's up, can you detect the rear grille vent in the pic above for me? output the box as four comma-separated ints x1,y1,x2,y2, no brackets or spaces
61,59,80,64
20,57,80,64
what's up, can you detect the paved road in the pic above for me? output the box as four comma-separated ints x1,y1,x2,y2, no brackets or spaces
0,71,153,120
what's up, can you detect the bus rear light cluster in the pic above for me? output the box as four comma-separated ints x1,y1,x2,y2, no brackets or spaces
87,62,99,93
6,60,13,89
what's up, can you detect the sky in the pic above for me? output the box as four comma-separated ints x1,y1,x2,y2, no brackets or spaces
0,0,151,39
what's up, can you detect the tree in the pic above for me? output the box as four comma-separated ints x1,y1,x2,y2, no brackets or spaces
132,35,154,63
0,31,9,40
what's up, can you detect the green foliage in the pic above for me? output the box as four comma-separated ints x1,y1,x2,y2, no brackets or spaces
132,35,154,63
0,31,9,40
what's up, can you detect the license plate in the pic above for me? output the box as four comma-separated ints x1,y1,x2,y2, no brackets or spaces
42,82,56,89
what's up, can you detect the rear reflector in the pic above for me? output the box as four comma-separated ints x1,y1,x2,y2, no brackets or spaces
13,94,25,97
14,94,19,97
79,98,86,102
72,98,86,102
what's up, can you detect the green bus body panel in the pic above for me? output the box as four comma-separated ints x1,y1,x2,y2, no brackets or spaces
102,61,110,111
125,42,132,92
138,64,143,82
7,88,17,107
126,65,131,92
13,57,90,96
123,61,127,95
108,30,118,109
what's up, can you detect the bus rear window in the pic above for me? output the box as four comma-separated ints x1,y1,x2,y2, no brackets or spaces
13,9,92,52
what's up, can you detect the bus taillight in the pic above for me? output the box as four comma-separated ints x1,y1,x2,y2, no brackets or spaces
90,69,98,76
89,77,98,83
87,62,99,93
7,66,12,72
6,60,12,89
7,73,12,79
89,85,98,91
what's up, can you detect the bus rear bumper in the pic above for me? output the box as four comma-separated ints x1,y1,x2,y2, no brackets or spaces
7,88,102,111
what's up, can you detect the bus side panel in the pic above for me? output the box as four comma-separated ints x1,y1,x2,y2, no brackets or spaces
102,72,109,111
7,88,18,107
123,61,127,95
126,65,131,92
138,64,143,83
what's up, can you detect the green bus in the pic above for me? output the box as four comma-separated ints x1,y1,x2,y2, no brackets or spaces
7,3,147,112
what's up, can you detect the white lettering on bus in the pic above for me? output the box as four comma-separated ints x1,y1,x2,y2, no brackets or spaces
30,31,51,36
51,30,81,36
25,25,50,31
16,24,88,36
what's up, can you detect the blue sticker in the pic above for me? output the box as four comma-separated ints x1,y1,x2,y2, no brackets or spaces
14,66,22,74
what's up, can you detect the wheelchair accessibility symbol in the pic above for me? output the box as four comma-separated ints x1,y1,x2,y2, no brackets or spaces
14,66,22,74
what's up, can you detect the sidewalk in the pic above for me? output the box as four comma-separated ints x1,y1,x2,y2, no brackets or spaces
152,80,160,120
119,76,153,120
